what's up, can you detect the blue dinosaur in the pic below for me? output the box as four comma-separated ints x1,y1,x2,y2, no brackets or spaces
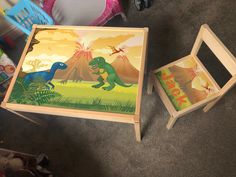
24,62,67,89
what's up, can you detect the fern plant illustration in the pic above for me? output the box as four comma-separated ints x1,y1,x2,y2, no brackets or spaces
30,90,61,105
9,78,61,105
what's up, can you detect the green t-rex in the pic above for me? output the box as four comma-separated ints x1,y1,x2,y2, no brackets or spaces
89,57,132,91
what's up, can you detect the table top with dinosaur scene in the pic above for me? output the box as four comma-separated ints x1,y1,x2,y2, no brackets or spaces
5,26,148,116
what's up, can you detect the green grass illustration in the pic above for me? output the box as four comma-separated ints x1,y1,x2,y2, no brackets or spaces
156,69,192,111
9,79,137,114
9,78,61,105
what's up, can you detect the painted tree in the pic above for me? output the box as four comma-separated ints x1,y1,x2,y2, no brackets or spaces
25,59,47,72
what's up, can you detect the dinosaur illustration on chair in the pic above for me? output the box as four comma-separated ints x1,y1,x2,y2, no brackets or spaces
24,62,67,89
89,57,132,91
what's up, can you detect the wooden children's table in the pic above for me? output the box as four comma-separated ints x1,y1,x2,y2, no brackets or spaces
1,25,148,141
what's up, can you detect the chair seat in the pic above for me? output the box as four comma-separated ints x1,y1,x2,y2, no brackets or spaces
154,56,219,111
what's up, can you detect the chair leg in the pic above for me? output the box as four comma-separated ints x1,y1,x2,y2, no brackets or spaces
166,115,178,130
147,74,154,95
6,108,46,126
203,97,220,113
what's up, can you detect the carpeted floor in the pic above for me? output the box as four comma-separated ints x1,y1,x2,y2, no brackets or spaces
1,0,236,177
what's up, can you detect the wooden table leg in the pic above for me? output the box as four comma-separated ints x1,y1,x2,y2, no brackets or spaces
6,108,46,127
134,115,141,142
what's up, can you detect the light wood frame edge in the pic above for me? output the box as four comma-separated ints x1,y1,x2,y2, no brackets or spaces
35,25,148,32
1,25,149,126
192,55,221,90
191,24,236,96
1,102,134,124
135,28,148,116
191,24,236,75
2,25,37,104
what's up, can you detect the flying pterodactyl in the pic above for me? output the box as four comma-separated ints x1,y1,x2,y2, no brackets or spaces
108,46,125,56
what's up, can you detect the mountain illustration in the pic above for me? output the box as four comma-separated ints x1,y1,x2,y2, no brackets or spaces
54,48,97,81
169,65,215,104
111,55,139,84
55,47,139,83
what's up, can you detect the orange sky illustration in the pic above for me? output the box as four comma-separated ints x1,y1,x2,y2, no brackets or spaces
174,58,218,93
23,29,145,72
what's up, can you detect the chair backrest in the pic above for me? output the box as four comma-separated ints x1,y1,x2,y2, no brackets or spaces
191,24,236,96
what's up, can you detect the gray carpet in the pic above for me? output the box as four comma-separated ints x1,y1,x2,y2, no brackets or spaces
1,0,236,177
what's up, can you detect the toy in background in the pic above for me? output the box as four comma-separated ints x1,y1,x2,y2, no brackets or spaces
0,48,15,97
0,148,53,177
89,0,127,26
1,6,15,49
0,35,15,49
0,7,5,15
0,153,24,173
42,0,126,26
134,0,152,11
2,0,54,36
33,0,45,7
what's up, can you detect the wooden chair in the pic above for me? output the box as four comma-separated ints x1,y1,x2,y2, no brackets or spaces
147,24,236,129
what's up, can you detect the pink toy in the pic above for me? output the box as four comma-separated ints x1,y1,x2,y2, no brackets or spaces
89,0,127,26
42,0,56,18
42,0,126,26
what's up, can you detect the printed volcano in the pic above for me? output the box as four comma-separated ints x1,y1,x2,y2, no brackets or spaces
111,55,139,84
54,49,97,81
55,50,139,83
